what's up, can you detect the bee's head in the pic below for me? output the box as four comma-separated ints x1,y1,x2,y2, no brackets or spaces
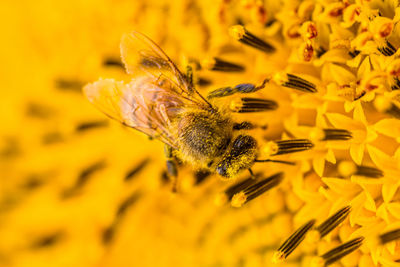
216,135,257,178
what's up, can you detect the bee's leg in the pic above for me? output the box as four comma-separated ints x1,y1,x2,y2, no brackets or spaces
207,78,269,99
207,73,317,99
164,145,178,192
186,64,194,93
233,121,267,130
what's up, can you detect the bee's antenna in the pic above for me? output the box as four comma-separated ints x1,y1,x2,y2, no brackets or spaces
248,168,255,177
254,159,296,165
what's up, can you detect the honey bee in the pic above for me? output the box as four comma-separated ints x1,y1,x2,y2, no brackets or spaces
84,31,263,180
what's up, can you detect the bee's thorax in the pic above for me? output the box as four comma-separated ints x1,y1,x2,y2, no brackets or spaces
175,110,233,167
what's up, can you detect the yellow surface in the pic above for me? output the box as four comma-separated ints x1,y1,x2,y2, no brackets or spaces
1,0,400,266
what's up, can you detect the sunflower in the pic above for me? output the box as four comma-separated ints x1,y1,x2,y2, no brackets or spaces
1,0,400,266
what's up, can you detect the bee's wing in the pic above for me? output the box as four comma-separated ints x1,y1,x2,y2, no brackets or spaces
83,78,185,148
120,31,213,108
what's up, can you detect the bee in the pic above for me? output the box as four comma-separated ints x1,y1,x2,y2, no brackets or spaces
84,31,269,181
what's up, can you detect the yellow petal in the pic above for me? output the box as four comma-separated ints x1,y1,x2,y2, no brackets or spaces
374,119,400,138
367,144,398,171
353,101,367,125
313,157,325,177
326,113,362,130
376,204,390,223
387,202,400,220
382,182,399,203
350,143,365,165
325,149,336,164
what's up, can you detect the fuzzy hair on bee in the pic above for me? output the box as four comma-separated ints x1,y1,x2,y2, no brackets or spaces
83,31,261,180
172,108,258,178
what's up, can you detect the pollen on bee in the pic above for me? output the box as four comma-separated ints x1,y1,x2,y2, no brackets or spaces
229,25,275,53
272,219,316,263
201,57,245,72
272,72,317,93
229,97,278,113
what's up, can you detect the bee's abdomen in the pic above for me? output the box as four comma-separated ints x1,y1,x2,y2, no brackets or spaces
176,111,232,165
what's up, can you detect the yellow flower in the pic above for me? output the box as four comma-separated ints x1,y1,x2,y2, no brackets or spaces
2,0,400,267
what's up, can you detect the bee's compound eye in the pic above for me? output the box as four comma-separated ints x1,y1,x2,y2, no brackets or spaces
231,135,257,157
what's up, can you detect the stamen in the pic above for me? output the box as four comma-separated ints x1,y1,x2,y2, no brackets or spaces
310,128,352,141
316,47,327,58
262,139,314,157
197,77,212,87
374,96,400,119
31,232,63,249
221,177,257,204
42,132,63,144
124,158,150,181
26,102,54,119
378,41,396,56
231,172,283,207
300,21,318,39
338,161,383,178
102,225,115,244
62,161,106,198
75,120,108,132
316,206,351,238
229,25,275,53
299,41,314,62
355,165,384,178
320,237,364,266
272,219,316,262
387,104,400,119
103,57,124,68
202,57,245,72
230,97,278,113
55,78,84,92
273,73,317,93
348,50,360,58
391,77,400,90
379,229,400,244
193,169,212,185
116,191,141,217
